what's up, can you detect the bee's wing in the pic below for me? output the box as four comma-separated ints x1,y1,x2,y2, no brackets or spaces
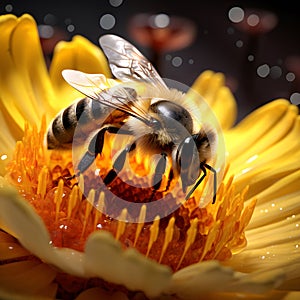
99,34,168,90
62,69,152,125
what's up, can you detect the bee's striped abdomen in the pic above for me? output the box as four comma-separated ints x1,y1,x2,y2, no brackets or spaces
47,97,110,149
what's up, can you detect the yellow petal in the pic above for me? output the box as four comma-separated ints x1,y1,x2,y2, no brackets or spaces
0,14,56,134
227,100,298,174
49,35,112,112
189,70,237,129
231,113,300,196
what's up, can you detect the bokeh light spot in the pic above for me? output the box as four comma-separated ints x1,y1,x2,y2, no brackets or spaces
270,66,282,79
153,13,170,28
228,7,244,23
44,13,57,25
109,0,123,7
5,4,13,12
165,54,172,61
99,14,116,30
236,40,243,48
67,24,75,32
38,25,54,39
248,54,254,62
247,14,260,26
172,56,183,67
257,64,270,78
290,92,300,105
227,27,235,34
286,72,296,82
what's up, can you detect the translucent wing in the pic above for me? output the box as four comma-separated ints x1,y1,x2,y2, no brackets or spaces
99,34,168,89
62,69,152,125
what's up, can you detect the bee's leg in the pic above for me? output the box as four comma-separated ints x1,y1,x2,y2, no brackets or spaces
185,163,217,204
149,152,168,199
103,142,136,185
184,163,206,200
177,136,198,193
153,152,168,191
202,163,217,204
77,125,132,174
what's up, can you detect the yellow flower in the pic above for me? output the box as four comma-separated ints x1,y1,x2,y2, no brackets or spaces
0,14,300,300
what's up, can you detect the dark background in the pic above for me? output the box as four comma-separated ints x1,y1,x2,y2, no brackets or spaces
1,0,300,123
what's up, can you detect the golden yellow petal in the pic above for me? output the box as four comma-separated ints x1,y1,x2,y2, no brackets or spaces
49,35,112,112
227,107,300,199
227,101,298,174
226,172,300,283
189,70,237,129
0,109,16,175
225,99,293,162
0,14,56,133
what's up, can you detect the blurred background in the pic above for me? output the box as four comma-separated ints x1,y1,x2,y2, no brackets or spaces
1,0,300,122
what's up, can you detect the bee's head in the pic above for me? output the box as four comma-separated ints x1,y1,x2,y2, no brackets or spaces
149,100,193,134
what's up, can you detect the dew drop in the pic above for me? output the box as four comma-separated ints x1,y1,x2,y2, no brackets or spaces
0,154,7,161
99,14,116,30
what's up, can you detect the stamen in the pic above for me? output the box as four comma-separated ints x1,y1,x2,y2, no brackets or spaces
68,185,79,220
55,179,64,223
176,218,198,270
134,204,147,247
159,217,175,263
37,166,48,200
146,216,160,257
6,120,256,273
82,190,95,237
116,208,128,241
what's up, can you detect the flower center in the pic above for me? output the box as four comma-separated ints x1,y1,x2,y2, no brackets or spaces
6,119,256,271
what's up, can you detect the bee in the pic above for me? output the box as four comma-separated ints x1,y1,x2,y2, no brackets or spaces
47,34,217,203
